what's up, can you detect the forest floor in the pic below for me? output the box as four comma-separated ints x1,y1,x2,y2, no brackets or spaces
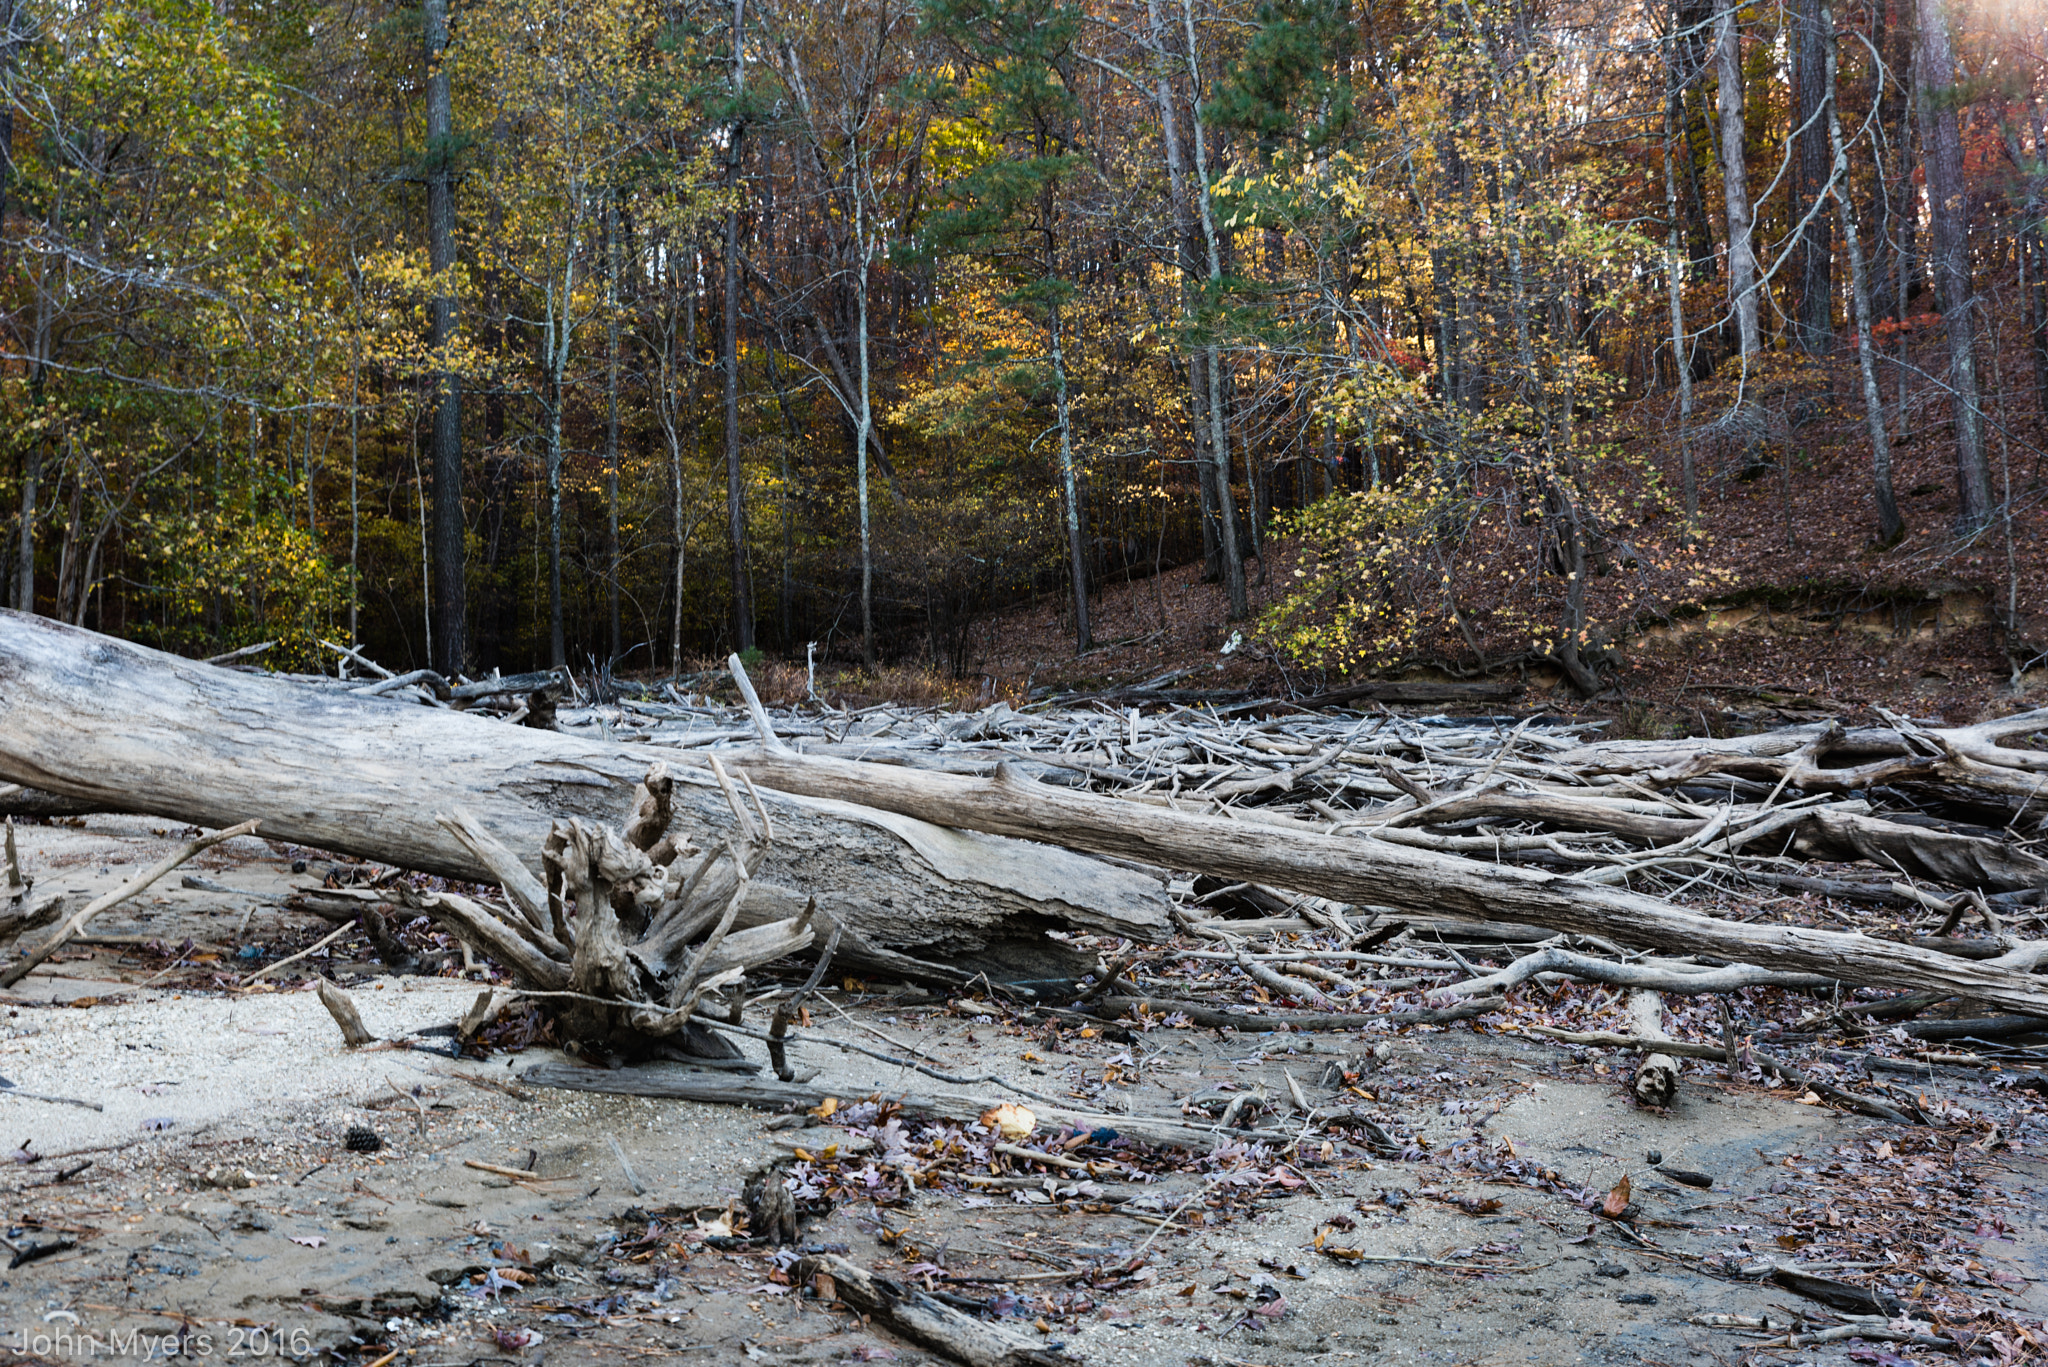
2,816,2046,1367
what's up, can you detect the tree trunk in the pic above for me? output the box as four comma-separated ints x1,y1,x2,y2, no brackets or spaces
722,749,2048,1018
545,263,571,670
1824,0,1903,544
1178,0,1246,621
1714,0,1761,359
1051,306,1090,654
1146,0,1222,587
605,199,623,665
0,614,1172,967
425,0,465,677
1790,0,1835,354
2020,106,2048,418
14,436,35,616
854,196,877,670
1661,34,1698,531
723,0,753,652
1913,0,1993,529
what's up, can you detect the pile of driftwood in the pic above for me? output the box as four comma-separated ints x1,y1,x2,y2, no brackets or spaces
1,612,2045,1107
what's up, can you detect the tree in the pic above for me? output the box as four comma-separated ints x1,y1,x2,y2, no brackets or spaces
722,0,753,652
425,0,466,674
1912,0,1994,531
1790,0,1836,353
1823,0,1903,543
768,0,923,668
923,0,1094,653
1714,0,1761,360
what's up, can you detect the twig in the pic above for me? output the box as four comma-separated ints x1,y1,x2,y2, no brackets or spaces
321,639,394,679
244,921,355,984
462,1158,570,1183
202,640,278,666
0,819,261,989
0,1085,103,1112
606,1134,647,1196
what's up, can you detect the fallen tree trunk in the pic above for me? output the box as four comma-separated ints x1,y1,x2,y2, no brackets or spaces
799,1254,1069,1367
0,614,1170,966
518,1062,1302,1149
718,751,2048,1017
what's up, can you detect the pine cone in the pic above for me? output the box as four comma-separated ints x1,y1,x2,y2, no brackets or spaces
344,1126,382,1153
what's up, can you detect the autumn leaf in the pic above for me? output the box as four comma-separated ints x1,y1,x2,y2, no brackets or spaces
1599,1174,1632,1219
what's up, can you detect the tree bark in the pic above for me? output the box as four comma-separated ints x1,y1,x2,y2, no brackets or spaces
425,0,465,676
1790,0,1835,354
0,614,1172,964
720,749,2048,1017
1146,0,1225,589
1714,0,1761,359
1662,27,1697,529
1051,306,1090,654
1824,0,1903,543
1912,0,1993,529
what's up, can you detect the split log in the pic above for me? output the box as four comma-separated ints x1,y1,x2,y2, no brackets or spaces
0,615,1170,970
422,759,826,1058
717,751,2048,1017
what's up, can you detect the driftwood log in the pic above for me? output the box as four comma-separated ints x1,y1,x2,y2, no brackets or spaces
714,751,2048,1016
797,1254,1069,1367
0,614,1169,978
424,758,825,1059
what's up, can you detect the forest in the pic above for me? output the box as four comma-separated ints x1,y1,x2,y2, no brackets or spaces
1,0,2044,693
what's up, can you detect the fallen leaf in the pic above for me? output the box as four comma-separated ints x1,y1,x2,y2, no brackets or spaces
1599,1175,1632,1219
979,1103,1036,1141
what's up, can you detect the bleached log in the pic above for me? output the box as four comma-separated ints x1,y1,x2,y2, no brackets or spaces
0,614,1171,963
719,751,2048,1017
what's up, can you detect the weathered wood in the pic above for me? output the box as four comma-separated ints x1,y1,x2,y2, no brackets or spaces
0,817,259,988
0,784,101,820
517,1062,1295,1150
317,979,377,1047
719,751,2048,1016
1076,995,1502,1032
1555,713,2048,811
797,1254,1069,1367
1627,990,1679,1108
0,615,1170,962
